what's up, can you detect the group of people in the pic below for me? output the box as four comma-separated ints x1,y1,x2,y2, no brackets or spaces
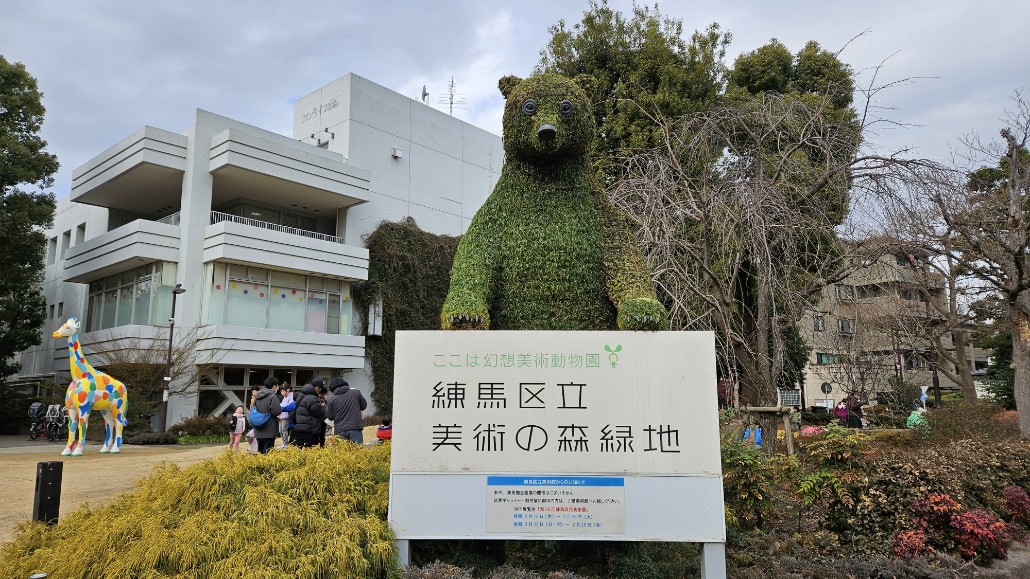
227,375,381,454
833,393,865,428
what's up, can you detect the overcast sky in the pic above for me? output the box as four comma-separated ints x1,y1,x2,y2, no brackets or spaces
4,0,1028,198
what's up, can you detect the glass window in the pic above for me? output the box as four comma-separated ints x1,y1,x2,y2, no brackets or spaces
295,369,314,387
228,264,248,280
248,367,269,387
249,268,268,283
134,277,152,324
307,277,325,290
271,271,305,288
273,368,294,387
269,286,305,331
813,315,824,332
86,295,99,332
223,366,245,387
325,279,343,293
327,293,341,334
101,290,117,329
116,286,133,326
306,291,327,332
226,280,267,328
205,263,227,326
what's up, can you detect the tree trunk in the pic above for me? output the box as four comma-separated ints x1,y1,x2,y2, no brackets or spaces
950,330,978,401
1013,309,1030,440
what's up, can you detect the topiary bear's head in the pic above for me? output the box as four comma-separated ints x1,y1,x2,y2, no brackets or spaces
498,73,594,166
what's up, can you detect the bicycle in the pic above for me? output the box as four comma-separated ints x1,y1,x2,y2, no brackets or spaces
27,401,47,441
44,405,69,442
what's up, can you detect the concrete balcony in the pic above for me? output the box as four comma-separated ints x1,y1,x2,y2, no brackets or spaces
63,220,181,283
195,325,365,368
203,212,368,281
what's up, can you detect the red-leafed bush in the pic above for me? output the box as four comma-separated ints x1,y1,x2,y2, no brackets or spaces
890,529,929,559
1001,485,1030,524
911,492,961,530
949,508,1009,562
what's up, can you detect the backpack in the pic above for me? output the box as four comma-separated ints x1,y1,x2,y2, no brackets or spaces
288,394,302,426
249,405,272,427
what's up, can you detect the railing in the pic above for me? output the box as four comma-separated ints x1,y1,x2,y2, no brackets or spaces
209,211,345,244
156,212,181,225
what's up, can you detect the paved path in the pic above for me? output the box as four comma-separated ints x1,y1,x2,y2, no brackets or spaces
0,435,224,544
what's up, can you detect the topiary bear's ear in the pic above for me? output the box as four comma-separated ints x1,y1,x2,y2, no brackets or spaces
498,75,521,100
573,74,597,98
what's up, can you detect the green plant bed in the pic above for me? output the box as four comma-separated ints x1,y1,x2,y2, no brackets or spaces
178,434,229,445
2,443,395,577
124,432,179,445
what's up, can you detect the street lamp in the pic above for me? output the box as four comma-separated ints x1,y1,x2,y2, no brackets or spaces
159,283,186,432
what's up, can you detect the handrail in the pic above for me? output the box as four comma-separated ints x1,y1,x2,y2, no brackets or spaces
156,212,181,225
209,211,344,244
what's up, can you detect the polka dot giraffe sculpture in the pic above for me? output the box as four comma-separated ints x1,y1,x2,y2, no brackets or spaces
52,317,129,456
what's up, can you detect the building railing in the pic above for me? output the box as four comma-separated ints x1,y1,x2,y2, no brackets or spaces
156,212,181,225
209,211,345,244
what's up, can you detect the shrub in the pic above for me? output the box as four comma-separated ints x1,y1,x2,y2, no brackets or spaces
797,423,868,469
170,414,229,437
891,529,930,559
950,508,1009,562
1002,485,1030,524
1,443,395,577
925,401,1019,443
125,432,179,445
178,433,229,445
721,440,778,529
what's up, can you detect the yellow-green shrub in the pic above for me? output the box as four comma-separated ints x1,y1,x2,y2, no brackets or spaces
2,442,395,578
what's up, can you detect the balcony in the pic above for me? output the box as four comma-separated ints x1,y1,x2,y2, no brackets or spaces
203,212,368,280
195,325,365,368
63,219,181,283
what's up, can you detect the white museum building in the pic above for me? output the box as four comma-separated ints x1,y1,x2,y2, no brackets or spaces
15,73,501,427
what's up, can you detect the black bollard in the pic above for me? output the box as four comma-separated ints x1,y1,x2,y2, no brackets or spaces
32,461,63,525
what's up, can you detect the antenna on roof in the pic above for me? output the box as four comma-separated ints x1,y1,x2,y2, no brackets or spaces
421,85,429,103
436,76,466,116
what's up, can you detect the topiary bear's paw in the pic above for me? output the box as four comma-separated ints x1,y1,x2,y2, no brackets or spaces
441,309,490,330
617,297,669,331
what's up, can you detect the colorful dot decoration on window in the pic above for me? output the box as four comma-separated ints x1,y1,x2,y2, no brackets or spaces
281,293,286,299
231,282,237,289
291,289,297,295
253,284,259,289
243,289,248,295
215,284,222,290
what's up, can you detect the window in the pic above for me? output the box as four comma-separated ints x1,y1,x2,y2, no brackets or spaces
84,262,176,332
778,389,801,407
835,285,855,301
208,264,352,335
49,304,55,319
57,302,63,318
61,230,71,259
75,223,86,245
46,237,57,265
813,315,825,332
838,319,855,334
816,352,839,365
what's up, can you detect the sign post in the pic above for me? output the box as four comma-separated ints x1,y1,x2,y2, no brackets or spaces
389,331,726,577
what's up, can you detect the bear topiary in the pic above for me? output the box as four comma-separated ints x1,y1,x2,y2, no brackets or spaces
441,73,668,331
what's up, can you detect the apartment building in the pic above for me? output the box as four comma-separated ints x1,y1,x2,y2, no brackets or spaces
797,248,989,410
16,73,501,427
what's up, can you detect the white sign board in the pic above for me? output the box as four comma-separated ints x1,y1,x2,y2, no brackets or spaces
389,331,725,543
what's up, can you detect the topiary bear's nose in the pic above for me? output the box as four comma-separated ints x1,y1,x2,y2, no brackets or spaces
537,123,557,140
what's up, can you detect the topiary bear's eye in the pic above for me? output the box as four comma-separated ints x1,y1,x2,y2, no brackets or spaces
521,99,537,116
559,99,574,117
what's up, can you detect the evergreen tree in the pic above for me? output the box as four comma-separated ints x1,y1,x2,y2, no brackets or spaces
0,55,58,381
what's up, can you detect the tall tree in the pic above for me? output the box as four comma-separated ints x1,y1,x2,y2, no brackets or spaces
0,55,58,380
537,0,730,184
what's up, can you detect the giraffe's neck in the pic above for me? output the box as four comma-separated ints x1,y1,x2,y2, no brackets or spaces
67,331,95,382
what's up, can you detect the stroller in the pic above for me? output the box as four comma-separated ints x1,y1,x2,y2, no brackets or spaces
27,401,47,440
44,404,68,442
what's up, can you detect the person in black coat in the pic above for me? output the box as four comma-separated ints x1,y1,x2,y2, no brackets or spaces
291,378,326,448
252,376,282,454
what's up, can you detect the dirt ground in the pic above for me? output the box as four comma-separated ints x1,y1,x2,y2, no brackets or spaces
0,426,381,545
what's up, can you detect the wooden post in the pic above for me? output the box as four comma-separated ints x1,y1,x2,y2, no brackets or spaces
32,461,63,525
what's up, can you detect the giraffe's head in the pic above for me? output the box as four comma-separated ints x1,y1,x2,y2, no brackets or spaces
53,317,80,339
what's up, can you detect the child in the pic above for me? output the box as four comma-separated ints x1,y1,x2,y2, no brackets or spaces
228,406,246,452
376,416,393,443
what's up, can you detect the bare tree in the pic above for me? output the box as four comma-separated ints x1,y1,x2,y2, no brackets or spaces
87,326,221,430
884,93,1030,438
609,85,945,447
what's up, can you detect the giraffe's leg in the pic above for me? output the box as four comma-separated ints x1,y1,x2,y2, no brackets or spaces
71,409,90,456
100,410,114,453
62,405,79,456
110,409,125,453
